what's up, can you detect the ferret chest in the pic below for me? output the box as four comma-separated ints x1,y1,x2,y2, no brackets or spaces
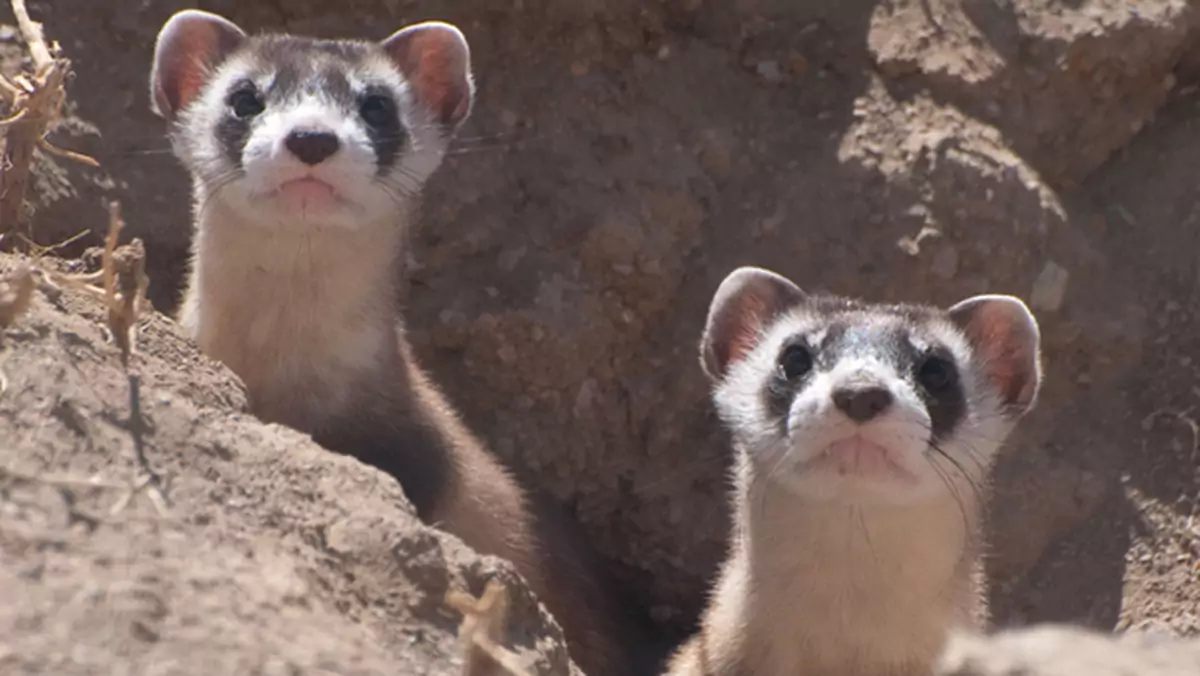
734,497,978,675
181,219,397,430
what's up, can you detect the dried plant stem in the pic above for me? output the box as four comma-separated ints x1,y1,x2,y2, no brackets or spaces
447,581,535,676
0,0,98,252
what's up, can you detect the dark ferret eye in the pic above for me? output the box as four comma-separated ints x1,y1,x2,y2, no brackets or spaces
359,94,396,128
917,355,957,392
778,344,813,381
228,87,265,119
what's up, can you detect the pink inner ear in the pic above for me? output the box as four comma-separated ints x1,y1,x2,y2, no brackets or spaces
154,13,245,119
706,294,770,378
982,329,1024,403
171,49,212,112
962,309,1038,409
723,297,770,368
702,267,807,379
391,30,470,125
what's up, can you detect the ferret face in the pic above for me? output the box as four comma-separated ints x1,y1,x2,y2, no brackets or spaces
150,11,474,232
701,267,1042,507
178,41,438,229
721,306,994,505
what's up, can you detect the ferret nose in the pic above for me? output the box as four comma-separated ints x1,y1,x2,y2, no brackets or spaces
285,129,340,165
832,385,893,423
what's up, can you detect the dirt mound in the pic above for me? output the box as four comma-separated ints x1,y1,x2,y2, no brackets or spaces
0,253,576,675
2,0,1199,673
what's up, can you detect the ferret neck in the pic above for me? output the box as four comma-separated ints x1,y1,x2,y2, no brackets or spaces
716,465,979,674
739,475,974,583
182,199,408,430
195,200,405,278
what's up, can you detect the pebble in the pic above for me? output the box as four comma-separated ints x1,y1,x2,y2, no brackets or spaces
931,245,959,280
756,60,782,84
1030,260,1069,312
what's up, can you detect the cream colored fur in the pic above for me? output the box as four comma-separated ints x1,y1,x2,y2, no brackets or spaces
668,457,986,676
179,199,541,577
180,200,399,430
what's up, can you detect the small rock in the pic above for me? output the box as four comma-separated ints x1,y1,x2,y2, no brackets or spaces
931,245,960,280
1030,261,1069,313
756,60,783,84
759,208,786,237
788,53,809,76
497,344,518,364
698,129,735,179
497,246,526,272
573,380,598,419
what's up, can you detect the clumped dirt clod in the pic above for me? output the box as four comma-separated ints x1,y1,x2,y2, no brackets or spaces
0,261,32,328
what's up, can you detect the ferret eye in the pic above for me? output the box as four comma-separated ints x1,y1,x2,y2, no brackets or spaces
359,94,396,128
917,355,957,392
228,88,265,119
778,344,813,381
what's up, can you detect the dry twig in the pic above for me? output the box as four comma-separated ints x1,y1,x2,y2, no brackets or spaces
99,201,148,366
0,0,99,252
39,202,149,365
446,580,534,676
31,201,164,512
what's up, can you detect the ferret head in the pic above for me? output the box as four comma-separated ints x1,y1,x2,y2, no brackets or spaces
149,10,474,231
701,266,1042,506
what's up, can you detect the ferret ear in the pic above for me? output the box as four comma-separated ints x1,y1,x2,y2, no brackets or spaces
701,266,807,381
947,294,1042,415
380,21,475,128
150,10,246,121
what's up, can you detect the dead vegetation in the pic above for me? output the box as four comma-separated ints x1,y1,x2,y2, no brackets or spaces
449,581,537,676
0,0,97,252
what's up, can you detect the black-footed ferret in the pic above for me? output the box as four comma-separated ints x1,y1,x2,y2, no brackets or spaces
666,266,1043,676
149,10,662,675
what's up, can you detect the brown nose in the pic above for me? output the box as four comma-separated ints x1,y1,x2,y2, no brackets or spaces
285,129,340,165
832,385,893,423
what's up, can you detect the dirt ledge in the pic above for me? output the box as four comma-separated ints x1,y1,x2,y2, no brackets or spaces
0,252,578,676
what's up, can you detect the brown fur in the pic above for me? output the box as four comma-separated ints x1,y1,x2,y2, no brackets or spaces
176,201,653,676
152,11,667,669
